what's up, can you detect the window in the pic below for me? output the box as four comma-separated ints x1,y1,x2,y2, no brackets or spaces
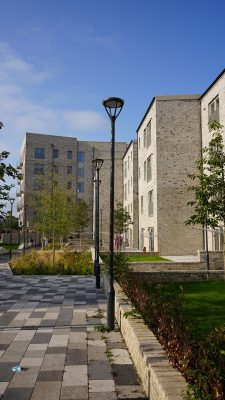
77,152,84,178
146,119,151,148
147,155,152,182
124,161,127,178
144,161,147,180
143,129,146,148
131,202,133,214
125,184,127,201
148,191,153,216
131,151,133,162
77,182,84,193
128,156,130,170
128,180,130,194
131,177,133,187
139,167,141,179
213,227,224,251
67,150,72,159
67,166,72,174
208,96,220,126
53,149,59,158
141,196,143,214
77,167,84,178
139,137,141,149
34,164,44,174
77,152,84,163
148,227,154,251
67,181,72,189
35,148,45,159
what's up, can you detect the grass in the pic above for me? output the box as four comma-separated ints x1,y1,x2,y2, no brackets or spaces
10,250,93,275
0,243,19,251
177,281,225,340
126,254,169,262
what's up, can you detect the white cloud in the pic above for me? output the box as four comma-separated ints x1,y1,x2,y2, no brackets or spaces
0,42,107,165
63,111,105,131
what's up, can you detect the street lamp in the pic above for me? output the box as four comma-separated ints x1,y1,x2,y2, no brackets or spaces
92,158,104,289
8,198,15,260
0,122,4,129
102,97,124,331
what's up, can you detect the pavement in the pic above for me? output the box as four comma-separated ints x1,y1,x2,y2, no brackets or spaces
0,258,147,400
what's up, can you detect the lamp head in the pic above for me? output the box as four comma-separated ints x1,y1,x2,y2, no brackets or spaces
92,158,104,170
0,122,4,129
102,97,124,119
8,197,15,205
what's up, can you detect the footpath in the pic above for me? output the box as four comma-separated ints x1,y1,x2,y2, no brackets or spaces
0,258,147,400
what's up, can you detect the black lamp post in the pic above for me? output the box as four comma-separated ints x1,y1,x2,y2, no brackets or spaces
9,198,15,260
92,158,104,289
102,97,124,331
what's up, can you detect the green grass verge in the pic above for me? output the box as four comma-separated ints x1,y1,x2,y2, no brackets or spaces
126,254,170,262
177,281,225,340
0,243,19,251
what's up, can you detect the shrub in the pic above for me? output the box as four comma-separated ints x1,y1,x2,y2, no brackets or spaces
114,254,225,400
10,250,93,275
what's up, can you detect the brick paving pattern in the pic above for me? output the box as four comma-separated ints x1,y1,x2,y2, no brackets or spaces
0,261,147,399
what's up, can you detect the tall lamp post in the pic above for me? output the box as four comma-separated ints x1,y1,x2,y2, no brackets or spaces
9,198,15,260
92,158,104,289
102,97,124,331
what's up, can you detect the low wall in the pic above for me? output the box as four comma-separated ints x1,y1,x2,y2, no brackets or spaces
129,261,205,272
132,270,224,282
114,282,187,400
198,250,224,270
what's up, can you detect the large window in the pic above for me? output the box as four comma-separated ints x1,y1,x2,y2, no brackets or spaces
124,161,127,178
67,166,72,174
146,119,151,148
34,164,44,174
147,155,152,182
148,190,153,216
141,196,143,215
77,182,84,193
35,148,45,159
67,150,72,159
77,152,84,178
144,161,146,180
208,96,220,126
53,149,59,159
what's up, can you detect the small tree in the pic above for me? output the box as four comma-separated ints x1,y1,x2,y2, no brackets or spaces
114,202,132,252
73,200,90,233
186,121,225,274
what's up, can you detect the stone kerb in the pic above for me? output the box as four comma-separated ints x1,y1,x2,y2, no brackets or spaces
114,282,187,400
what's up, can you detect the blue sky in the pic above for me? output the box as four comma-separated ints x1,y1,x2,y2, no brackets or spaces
1,0,225,169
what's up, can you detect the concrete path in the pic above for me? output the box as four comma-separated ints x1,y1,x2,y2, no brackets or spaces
0,261,147,400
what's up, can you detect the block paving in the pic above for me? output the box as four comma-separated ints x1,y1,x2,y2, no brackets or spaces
0,261,147,399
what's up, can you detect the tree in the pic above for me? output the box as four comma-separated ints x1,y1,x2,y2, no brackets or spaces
186,121,225,273
0,151,22,216
114,202,132,252
72,200,90,232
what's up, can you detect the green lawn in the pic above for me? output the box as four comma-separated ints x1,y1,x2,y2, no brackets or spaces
180,281,225,339
0,243,19,251
127,254,170,262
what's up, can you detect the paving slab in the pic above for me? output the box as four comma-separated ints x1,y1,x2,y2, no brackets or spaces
0,261,147,399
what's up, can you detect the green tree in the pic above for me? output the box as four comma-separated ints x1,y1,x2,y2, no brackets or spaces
0,151,22,216
72,200,90,232
186,121,225,272
114,202,132,252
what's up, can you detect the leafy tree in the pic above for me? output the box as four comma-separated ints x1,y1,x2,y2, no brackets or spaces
0,151,22,216
72,200,90,232
186,121,225,272
0,213,18,230
114,202,132,235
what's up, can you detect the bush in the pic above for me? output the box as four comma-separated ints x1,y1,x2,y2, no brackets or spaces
10,250,93,275
114,254,225,400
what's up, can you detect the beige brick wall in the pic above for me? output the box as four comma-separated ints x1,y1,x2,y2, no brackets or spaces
156,98,203,255
123,140,139,248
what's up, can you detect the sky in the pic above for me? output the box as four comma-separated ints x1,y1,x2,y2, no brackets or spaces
1,0,225,202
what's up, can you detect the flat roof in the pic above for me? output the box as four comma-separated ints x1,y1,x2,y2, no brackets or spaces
136,94,200,132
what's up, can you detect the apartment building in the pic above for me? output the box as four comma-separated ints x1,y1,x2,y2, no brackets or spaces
137,95,203,255
200,69,225,251
17,132,127,245
122,140,138,248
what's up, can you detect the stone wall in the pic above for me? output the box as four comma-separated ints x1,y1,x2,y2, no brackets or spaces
114,282,187,399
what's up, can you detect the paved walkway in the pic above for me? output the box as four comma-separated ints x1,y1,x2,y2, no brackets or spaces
0,261,147,400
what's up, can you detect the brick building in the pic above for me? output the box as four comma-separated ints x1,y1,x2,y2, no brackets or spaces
17,132,127,246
